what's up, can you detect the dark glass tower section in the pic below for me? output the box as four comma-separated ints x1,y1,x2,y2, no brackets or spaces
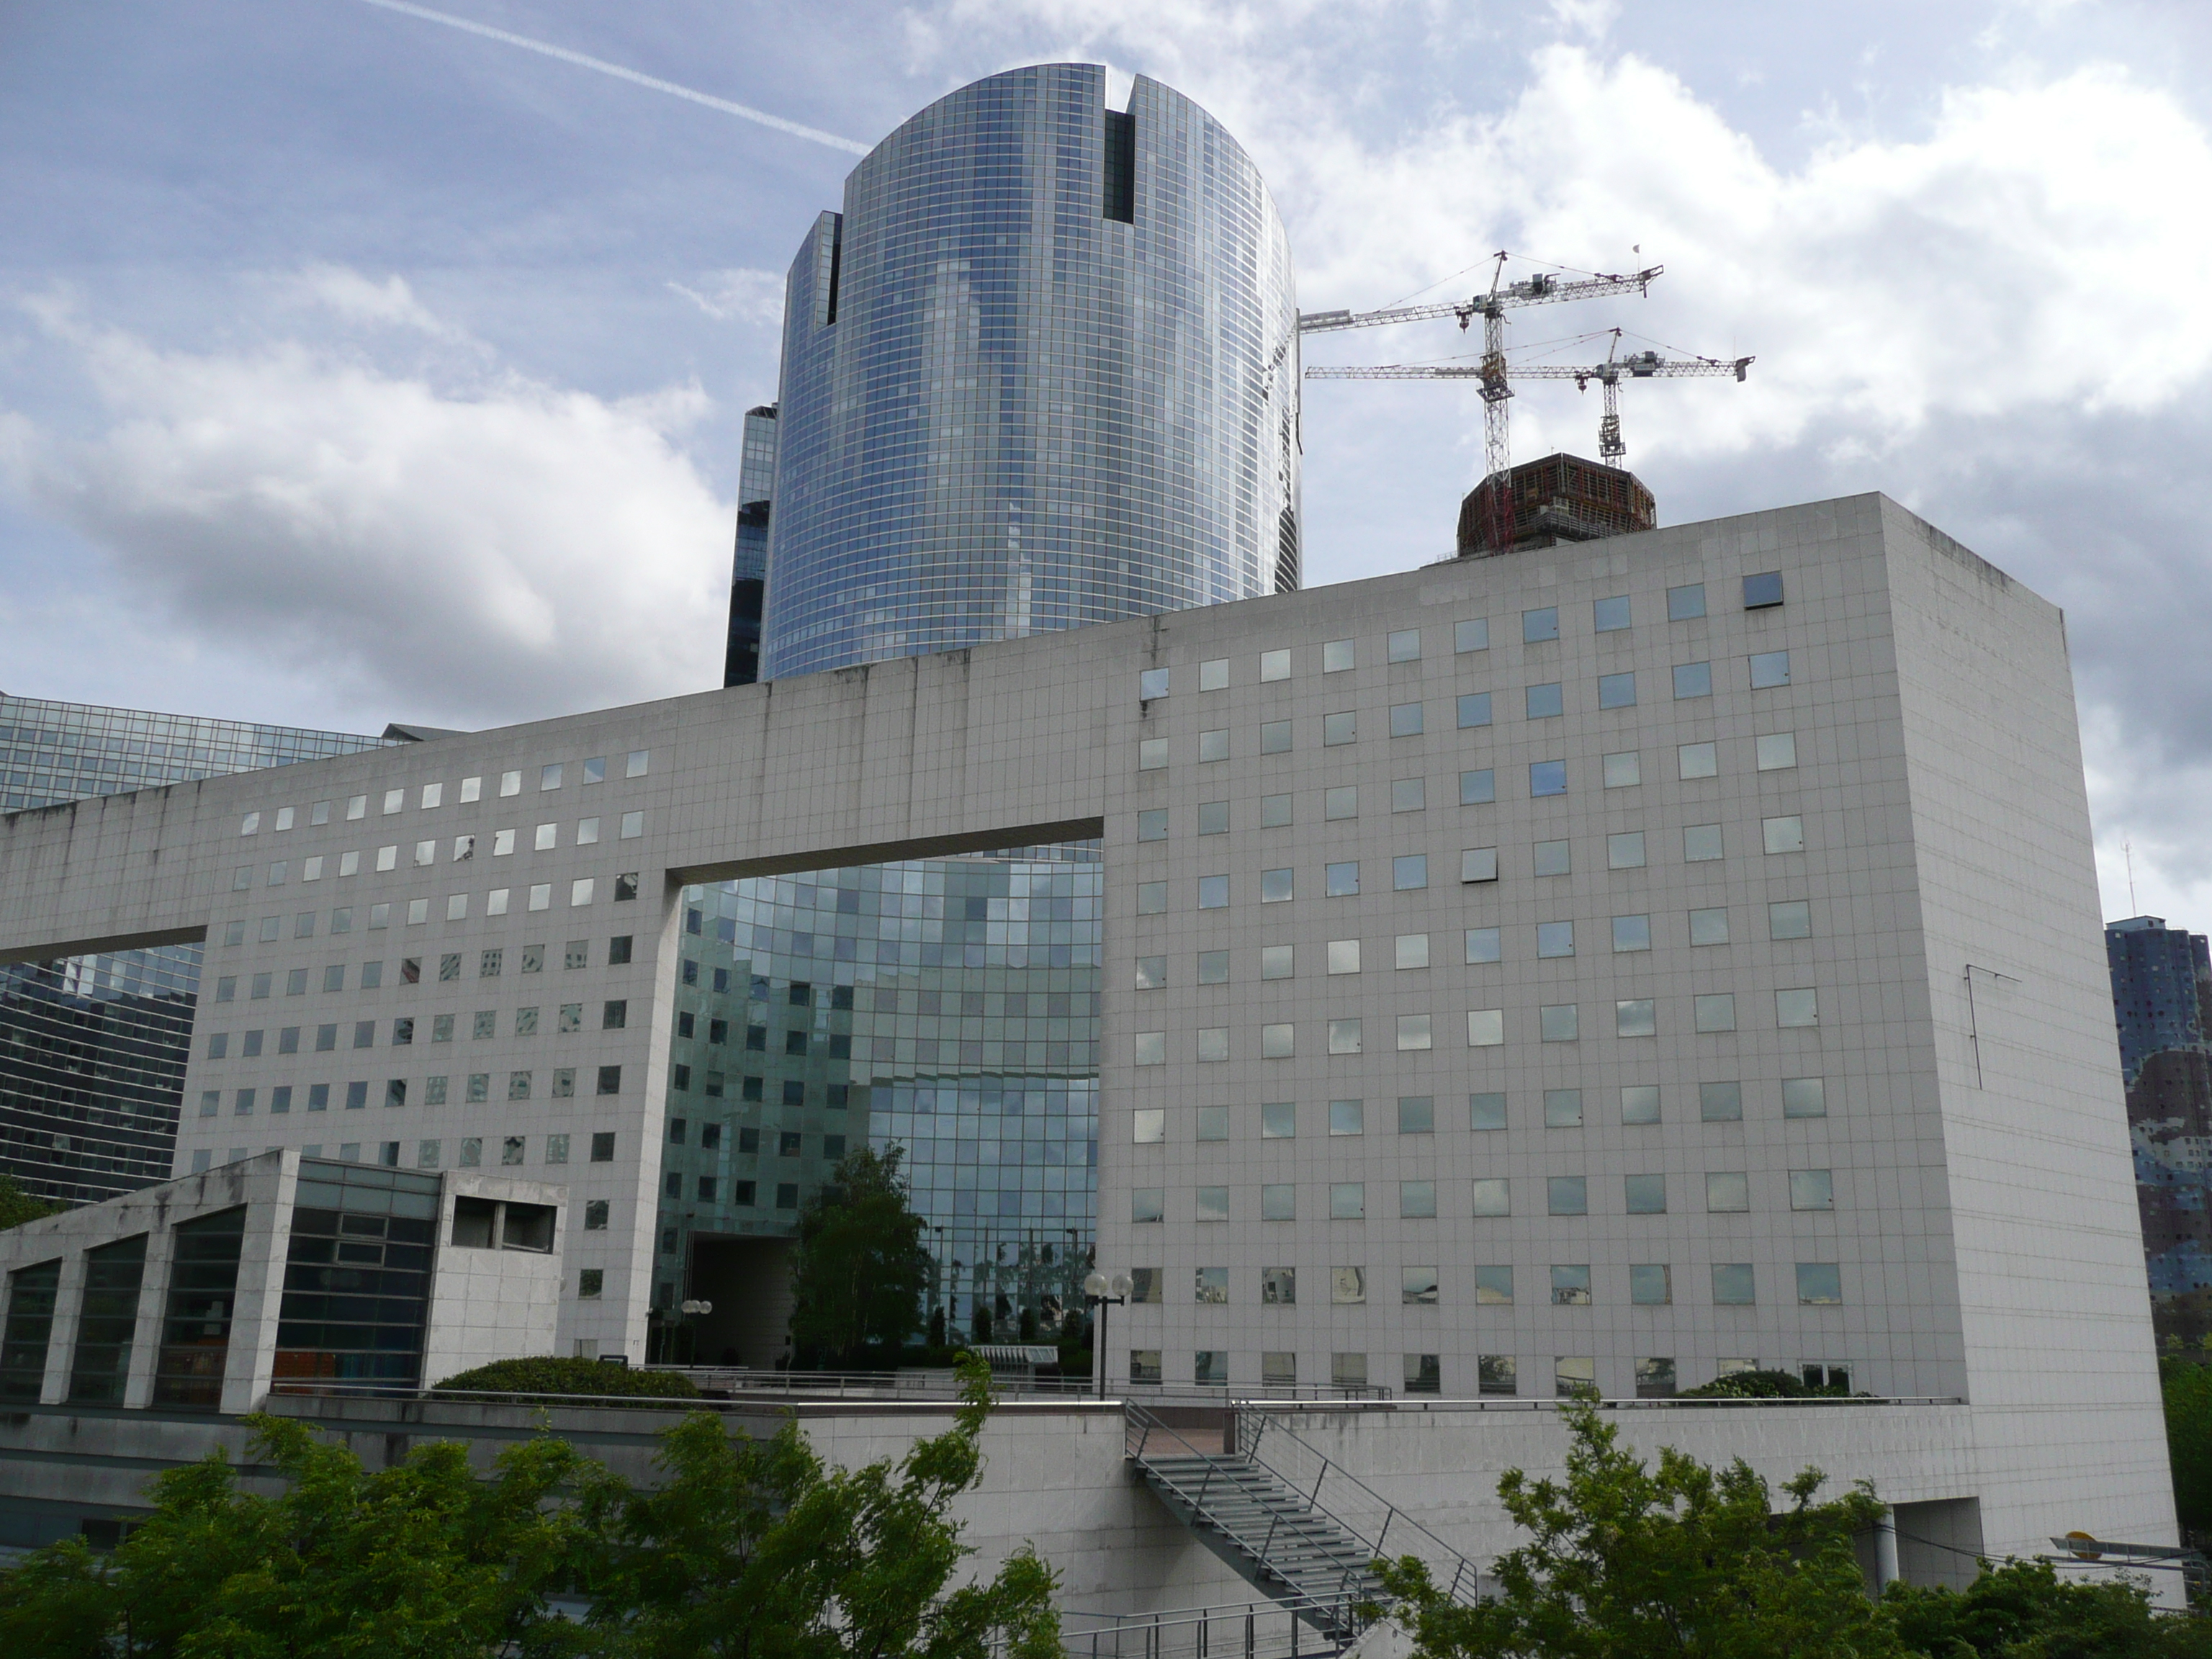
2106,914,2212,1346
721,405,779,688
757,63,1299,680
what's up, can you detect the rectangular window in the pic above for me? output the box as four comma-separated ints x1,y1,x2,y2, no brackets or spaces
1132,1188,1164,1223
1460,768,1496,805
1700,1081,1743,1122
1743,571,1784,608
1135,956,1166,990
1712,1263,1755,1305
1668,582,1707,621
1260,867,1293,902
1196,1105,1229,1142
1471,1177,1510,1217
1136,809,1167,842
1631,1265,1672,1307
1197,1028,1229,1061
1396,1014,1433,1051
1259,648,1291,681
1776,988,1820,1027
1597,672,1637,709
1757,732,1797,770
1388,628,1421,662
1197,875,1229,908
1138,667,1169,699
1545,1088,1583,1128
1695,994,1737,1033
1465,926,1501,963
1400,1179,1437,1218
1456,692,1493,729
1529,760,1566,796
1328,1099,1364,1136
1393,854,1428,891
1617,998,1656,1037
1199,729,1229,762
1593,593,1631,631
1749,650,1791,689
1323,711,1357,746
1392,778,1426,814
1683,824,1723,861
1707,1171,1750,1212
1470,1092,1506,1131
1136,881,1166,914
1331,1264,1366,1301
1533,840,1570,878
1783,1076,1827,1118
1134,1032,1165,1066
1540,1003,1579,1042
1197,950,1229,983
1404,1274,1441,1317
1550,1264,1592,1305
1199,657,1228,690
1260,944,1294,979
1195,1268,1229,1304
1522,606,1559,643
1467,1008,1503,1047
1769,900,1812,940
1673,662,1712,699
1390,702,1424,737
1524,683,1563,719
1326,860,1360,896
1537,920,1574,958
1797,1263,1843,1305
1259,719,1291,753
1196,1186,1229,1221
1790,1169,1835,1210
1328,1019,1362,1055
1763,815,1805,854
1259,792,1292,827
1324,784,1358,821
1323,639,1355,672
1689,906,1730,945
1138,739,1168,770
1262,1102,1296,1139
1262,1184,1295,1220
1479,1354,1517,1394
1455,618,1490,652
1622,1084,1660,1124
1198,801,1229,835
1395,933,1429,969
1624,1174,1667,1215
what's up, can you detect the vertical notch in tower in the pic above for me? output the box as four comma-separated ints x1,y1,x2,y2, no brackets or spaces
1103,109,1135,223
813,211,845,327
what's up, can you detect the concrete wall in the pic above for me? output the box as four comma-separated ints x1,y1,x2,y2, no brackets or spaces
420,1173,568,1384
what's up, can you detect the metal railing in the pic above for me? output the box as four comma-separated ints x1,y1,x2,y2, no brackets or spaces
1057,1593,1369,1658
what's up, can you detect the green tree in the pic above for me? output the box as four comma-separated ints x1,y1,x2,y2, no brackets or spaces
1374,1401,1903,1659
577,1353,1059,1658
787,1143,934,1365
2163,1357,2212,1536
0,1170,63,1231
1884,1556,2212,1658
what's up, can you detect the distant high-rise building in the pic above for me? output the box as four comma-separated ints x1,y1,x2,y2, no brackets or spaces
722,405,778,688
2106,914,2212,1344
757,61,1299,681
0,693,392,1203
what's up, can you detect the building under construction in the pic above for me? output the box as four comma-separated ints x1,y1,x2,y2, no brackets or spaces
1457,452,1656,555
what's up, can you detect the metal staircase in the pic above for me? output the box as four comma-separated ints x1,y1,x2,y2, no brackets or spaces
1124,1402,1481,1650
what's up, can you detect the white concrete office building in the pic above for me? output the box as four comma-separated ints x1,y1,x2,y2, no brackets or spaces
0,493,2174,1565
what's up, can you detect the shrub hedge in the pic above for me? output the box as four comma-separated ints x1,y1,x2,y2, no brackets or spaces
431,1355,701,1400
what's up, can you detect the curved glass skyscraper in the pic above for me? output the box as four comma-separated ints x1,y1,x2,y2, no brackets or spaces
758,63,1300,679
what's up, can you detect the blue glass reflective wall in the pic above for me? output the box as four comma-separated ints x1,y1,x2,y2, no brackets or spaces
758,63,1300,679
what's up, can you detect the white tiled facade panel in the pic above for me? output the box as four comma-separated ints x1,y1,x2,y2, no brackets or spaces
0,495,2174,1562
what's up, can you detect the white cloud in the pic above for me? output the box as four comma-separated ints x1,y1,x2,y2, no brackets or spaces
280,264,467,341
2,287,731,727
668,267,788,325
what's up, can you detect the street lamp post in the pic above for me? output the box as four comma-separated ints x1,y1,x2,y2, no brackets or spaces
1082,1269,1130,1400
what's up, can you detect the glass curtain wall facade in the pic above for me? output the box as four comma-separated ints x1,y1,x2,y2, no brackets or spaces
758,62,1299,679
722,406,780,688
0,693,390,1202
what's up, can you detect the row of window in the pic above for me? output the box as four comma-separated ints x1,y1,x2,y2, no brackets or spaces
1133,746,1798,849
1132,577,1789,700
213,939,629,999
1125,1259,1842,1306
192,1066,623,1115
1129,1169,1833,1222
1136,1084,1827,1141
230,817,647,889
1131,989,1821,1062
1129,1352,1838,1400
186,1130,615,1172
669,1067,853,1103
1135,659,1791,769
237,751,652,835
218,876,642,940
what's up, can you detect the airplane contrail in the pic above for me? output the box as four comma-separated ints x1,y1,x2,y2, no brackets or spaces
356,0,873,156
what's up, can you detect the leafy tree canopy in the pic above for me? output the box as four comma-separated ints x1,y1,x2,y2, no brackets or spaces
2163,1357,2212,1535
1680,1367,1852,1400
0,1170,63,1231
1884,1557,2212,1659
788,1143,935,1366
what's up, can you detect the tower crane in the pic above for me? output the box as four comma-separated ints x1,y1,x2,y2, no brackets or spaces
1305,330,1753,471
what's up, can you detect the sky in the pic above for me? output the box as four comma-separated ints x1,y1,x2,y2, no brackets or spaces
3,0,2211,925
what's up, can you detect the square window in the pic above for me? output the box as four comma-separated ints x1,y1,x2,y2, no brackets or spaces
1134,1032,1166,1066
1465,926,1501,963
1393,855,1428,891
1137,881,1166,914
1129,1350,1164,1385
1673,662,1712,699
1400,1179,1437,1218
1199,728,1230,762
1617,998,1656,1037
1262,1185,1295,1220
1607,832,1646,871
1769,900,1812,940
1525,683,1563,720
1689,907,1730,945
1593,594,1631,631
1461,847,1499,884
1544,1088,1583,1128
1196,1105,1229,1142
1683,824,1724,861
1195,1267,1228,1304
1262,1102,1296,1138
1138,739,1169,770
1550,1264,1591,1305
1197,1027,1229,1061
1695,994,1737,1033
1325,785,1358,820
1391,778,1426,813
1707,1171,1750,1212
1396,1014,1433,1051
1624,1174,1667,1214
1329,1184,1365,1220
1700,1081,1743,1122
1763,815,1805,854
1199,657,1228,691
1631,1266,1672,1307
1261,1022,1294,1057
1395,933,1429,969
1470,1092,1506,1131
1455,618,1490,652
1199,800,1230,835
1259,792,1292,827
1397,1096,1435,1133
1403,1269,1439,1308
1327,939,1360,974
1750,650,1790,689
1783,1077,1827,1118
1132,1188,1165,1223
1456,692,1493,729
1597,671,1637,710
1522,607,1560,643
1743,571,1784,608
1668,582,1707,621
1198,875,1230,909
1791,1169,1835,1210
1471,1177,1511,1217
1260,867,1294,902
1467,1008,1504,1046
1390,702,1424,737
1460,768,1496,805
1537,920,1574,958
1533,840,1570,876
1540,1003,1578,1042
1326,861,1360,896
1259,719,1292,753
1622,1084,1661,1125
1197,950,1231,984
1529,760,1567,796
1329,1099,1365,1136
1602,753,1642,791
1259,648,1291,681
1797,1263,1843,1305
1776,987,1820,1027
1196,1185,1229,1220
1757,732,1797,770
1323,711,1357,746
1678,742,1719,781
590,1131,614,1161
1712,1263,1755,1305
1260,944,1294,979
1138,667,1170,699
1388,628,1421,662
1136,809,1168,842
1331,1266,1366,1303
1323,639,1355,672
